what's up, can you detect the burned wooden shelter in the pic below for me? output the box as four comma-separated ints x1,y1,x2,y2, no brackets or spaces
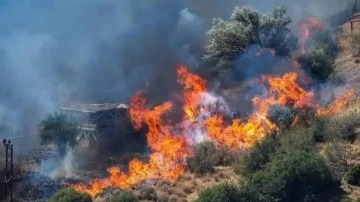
60,103,139,150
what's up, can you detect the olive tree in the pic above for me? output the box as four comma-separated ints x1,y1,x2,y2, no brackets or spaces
203,6,297,76
40,112,79,156
298,42,335,82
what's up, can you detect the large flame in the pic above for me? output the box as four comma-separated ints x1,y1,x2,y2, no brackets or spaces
71,66,353,197
72,92,189,197
300,17,324,54
177,65,207,122
253,72,316,115
317,89,355,116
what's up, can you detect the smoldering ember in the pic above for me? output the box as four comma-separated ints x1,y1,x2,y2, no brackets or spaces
1,1,360,202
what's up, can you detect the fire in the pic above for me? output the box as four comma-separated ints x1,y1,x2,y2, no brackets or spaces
253,72,316,114
300,17,324,54
72,92,189,197
317,89,355,116
204,115,273,149
177,65,207,122
71,66,353,197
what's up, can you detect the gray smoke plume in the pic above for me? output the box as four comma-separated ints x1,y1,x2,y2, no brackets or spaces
0,0,354,151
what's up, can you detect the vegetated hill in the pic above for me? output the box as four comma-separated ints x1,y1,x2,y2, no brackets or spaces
91,34,360,202
336,15,360,93
324,27,360,200
321,101,360,200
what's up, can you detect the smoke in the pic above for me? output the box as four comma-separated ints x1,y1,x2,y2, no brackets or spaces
236,0,352,22
49,149,78,179
0,0,354,151
0,0,208,149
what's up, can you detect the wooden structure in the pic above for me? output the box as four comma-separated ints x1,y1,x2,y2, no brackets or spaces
328,0,360,32
60,103,135,148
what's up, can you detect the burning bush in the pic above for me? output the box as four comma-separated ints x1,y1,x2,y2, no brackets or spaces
107,190,138,202
51,187,92,202
70,63,353,195
298,42,335,82
267,105,297,129
346,164,360,186
196,183,241,202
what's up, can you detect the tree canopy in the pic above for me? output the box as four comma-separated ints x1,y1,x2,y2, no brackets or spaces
40,112,79,156
203,6,297,76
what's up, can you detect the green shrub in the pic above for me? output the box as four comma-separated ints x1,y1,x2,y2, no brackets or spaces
322,142,347,181
322,142,345,164
196,183,241,202
311,116,329,142
213,145,243,166
107,190,138,202
340,197,360,202
309,30,337,53
236,126,338,201
239,132,279,175
138,186,157,201
51,188,92,202
243,150,336,201
298,42,335,82
329,112,360,142
277,126,315,154
187,141,219,175
346,164,360,186
236,127,314,176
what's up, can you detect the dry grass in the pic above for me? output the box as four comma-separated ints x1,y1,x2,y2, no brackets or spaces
326,100,360,200
335,33,360,95
340,138,360,200
125,166,238,202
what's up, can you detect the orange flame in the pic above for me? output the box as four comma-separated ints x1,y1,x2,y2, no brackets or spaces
72,92,189,197
300,17,324,54
317,89,355,116
204,115,274,149
253,72,316,115
177,65,207,122
71,66,353,197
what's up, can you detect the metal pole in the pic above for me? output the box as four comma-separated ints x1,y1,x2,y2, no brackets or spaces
10,144,13,202
3,139,8,200
2,139,13,202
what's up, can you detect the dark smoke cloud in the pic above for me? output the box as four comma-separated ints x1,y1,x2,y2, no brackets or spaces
0,0,354,149
0,0,208,146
